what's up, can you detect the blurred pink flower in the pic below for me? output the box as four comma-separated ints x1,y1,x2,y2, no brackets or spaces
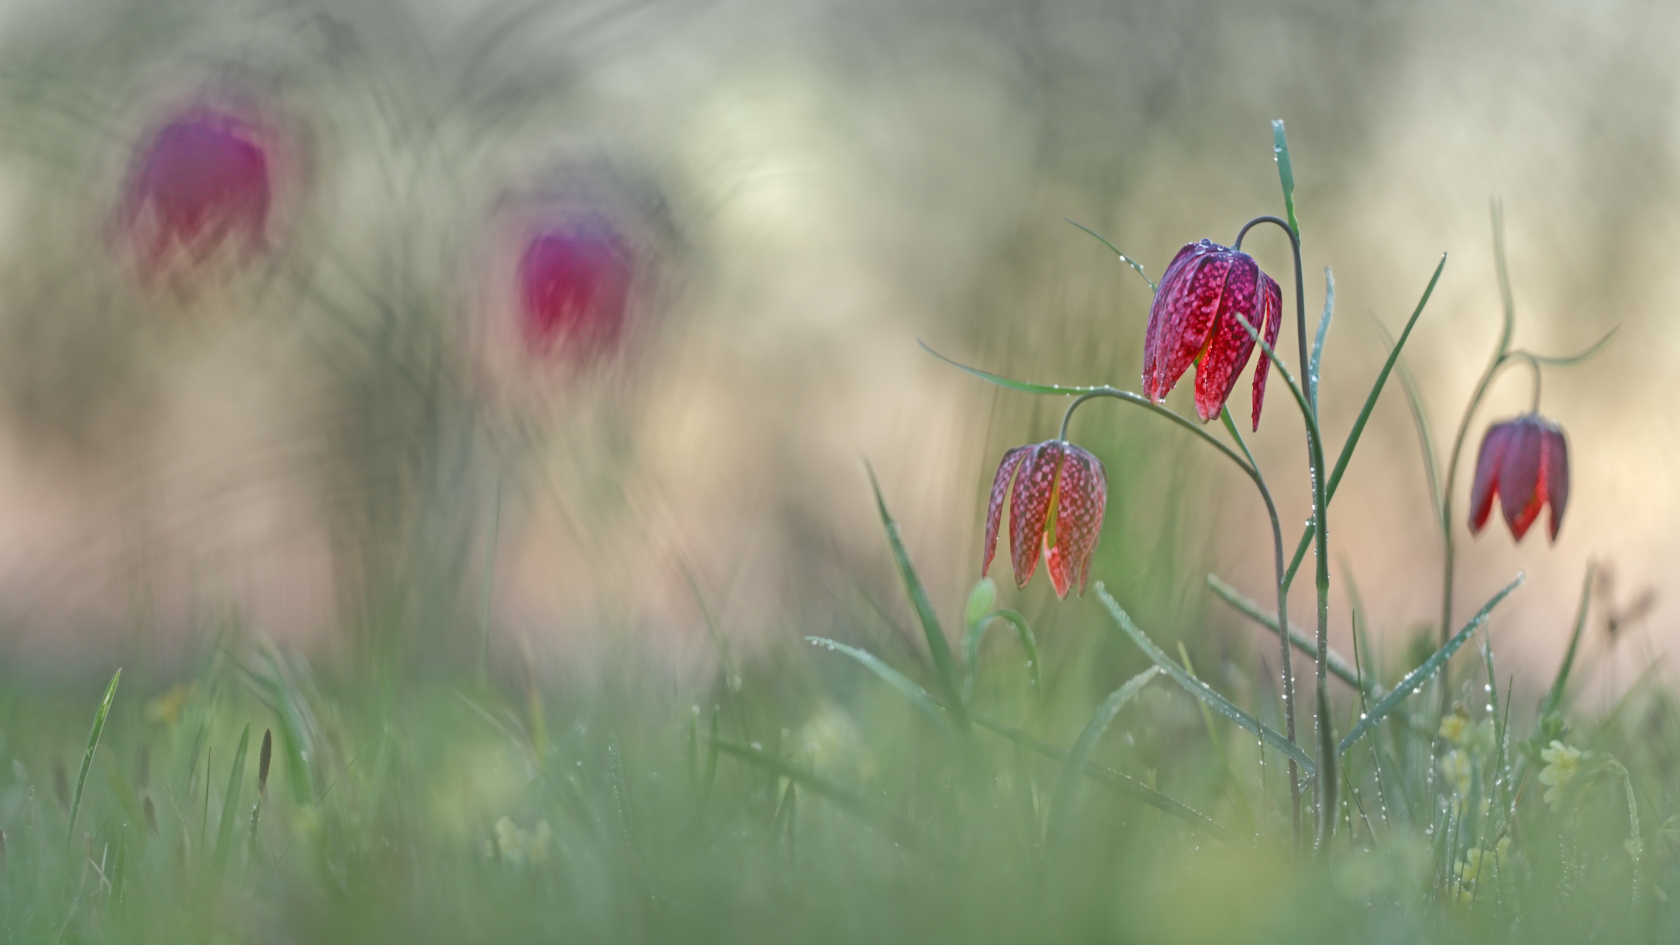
1142,239,1283,429
516,217,633,364
1470,414,1570,542
982,440,1106,599
120,107,274,278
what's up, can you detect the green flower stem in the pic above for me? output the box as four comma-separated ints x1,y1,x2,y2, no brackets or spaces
1233,214,1333,848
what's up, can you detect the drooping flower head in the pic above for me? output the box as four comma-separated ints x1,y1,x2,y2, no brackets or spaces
981,440,1107,599
119,106,276,279
1142,239,1283,430
1469,414,1570,542
517,215,634,365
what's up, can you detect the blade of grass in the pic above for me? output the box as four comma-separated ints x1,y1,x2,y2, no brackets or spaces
1520,325,1618,367
1205,574,1365,692
1310,267,1334,412
65,668,120,847
1372,314,1442,521
807,638,954,738
1282,254,1448,588
710,739,936,859
917,340,1101,396
210,723,251,881
962,609,1041,703
1097,583,1314,775
1064,218,1157,291
1272,119,1299,235
963,710,1238,843
1338,575,1523,756
1541,563,1596,718
865,463,967,730
1047,668,1160,845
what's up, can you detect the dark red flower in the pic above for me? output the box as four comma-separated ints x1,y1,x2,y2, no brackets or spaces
1142,239,1283,430
517,216,633,364
1469,414,1570,542
981,440,1107,599
120,107,274,277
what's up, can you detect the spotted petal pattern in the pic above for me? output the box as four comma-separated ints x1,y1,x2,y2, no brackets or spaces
981,445,1031,578
1043,445,1107,598
1008,442,1064,589
1469,415,1570,543
1143,240,1284,428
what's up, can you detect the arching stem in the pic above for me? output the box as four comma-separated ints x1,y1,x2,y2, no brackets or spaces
1234,214,1331,849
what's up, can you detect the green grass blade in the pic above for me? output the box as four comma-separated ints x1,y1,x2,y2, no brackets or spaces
1372,314,1442,521
1283,253,1448,587
1205,574,1365,692
65,668,120,847
1048,668,1160,844
964,711,1238,843
1541,564,1596,717
1520,325,1618,366
1309,267,1334,411
963,609,1041,704
865,464,966,728
1063,218,1157,291
1097,583,1314,775
807,637,954,738
917,340,1101,396
211,723,251,881
710,739,935,859
1315,687,1338,846
1337,575,1523,756
1272,119,1298,234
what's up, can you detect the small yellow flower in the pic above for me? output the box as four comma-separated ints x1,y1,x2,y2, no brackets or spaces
1440,750,1471,797
1539,740,1583,810
1438,711,1470,746
143,684,195,727
494,816,552,866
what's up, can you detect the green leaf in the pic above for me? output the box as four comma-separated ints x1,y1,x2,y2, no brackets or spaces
1541,564,1595,717
1519,325,1618,367
964,710,1239,843
1315,687,1338,846
963,578,997,631
1205,574,1365,692
807,637,954,738
916,340,1100,396
1284,253,1448,588
1272,119,1298,235
1337,575,1523,756
711,739,935,858
1097,583,1314,775
1372,314,1442,521
962,608,1041,704
211,723,251,881
66,668,120,847
1064,218,1157,292
865,464,967,729
1309,267,1334,411
1048,668,1160,845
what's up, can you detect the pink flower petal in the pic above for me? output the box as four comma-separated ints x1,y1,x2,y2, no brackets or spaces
1499,418,1546,541
982,446,1031,578
1143,241,1231,404
1542,420,1570,542
1051,445,1107,597
1249,271,1283,430
1193,253,1261,423
1469,422,1513,535
1009,442,1064,589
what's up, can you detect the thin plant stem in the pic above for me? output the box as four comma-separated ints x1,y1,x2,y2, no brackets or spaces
1058,390,1302,847
1234,214,1332,847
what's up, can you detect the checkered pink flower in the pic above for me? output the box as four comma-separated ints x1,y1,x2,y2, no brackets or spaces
119,106,275,278
1470,414,1570,542
1142,239,1283,430
981,440,1107,599
517,216,633,364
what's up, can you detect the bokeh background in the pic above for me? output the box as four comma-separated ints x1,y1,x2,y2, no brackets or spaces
0,0,1667,704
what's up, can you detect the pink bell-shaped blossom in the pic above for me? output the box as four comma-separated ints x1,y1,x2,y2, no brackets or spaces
981,440,1107,598
1469,414,1570,542
119,106,274,278
1142,239,1283,430
516,217,633,365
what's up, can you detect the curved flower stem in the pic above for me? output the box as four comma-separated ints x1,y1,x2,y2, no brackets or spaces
1233,214,1332,848
1514,352,1542,413
1221,406,1300,847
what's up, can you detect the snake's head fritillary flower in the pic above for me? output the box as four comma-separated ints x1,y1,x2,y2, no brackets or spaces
119,106,276,280
981,440,1107,599
1469,414,1570,542
1142,239,1283,430
517,215,634,365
